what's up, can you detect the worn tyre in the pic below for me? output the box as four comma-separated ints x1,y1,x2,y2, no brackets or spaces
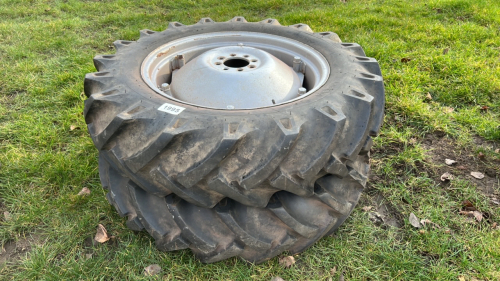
84,17,384,209
100,152,368,263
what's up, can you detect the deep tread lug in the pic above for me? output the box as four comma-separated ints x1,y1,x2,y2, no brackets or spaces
168,22,185,28
341,43,366,56
197,17,215,24
259,18,281,25
288,23,313,33
228,16,247,23
315,32,341,43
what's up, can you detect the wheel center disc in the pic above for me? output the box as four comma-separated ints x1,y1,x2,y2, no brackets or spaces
169,46,301,109
141,31,330,110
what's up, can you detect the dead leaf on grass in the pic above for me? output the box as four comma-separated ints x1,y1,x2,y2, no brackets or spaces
492,222,498,229
279,256,295,268
480,105,489,112
3,211,12,221
472,211,483,222
85,253,93,259
144,264,162,276
458,276,466,281
94,224,110,243
78,187,91,196
495,148,499,153
443,48,449,54
459,210,474,217
271,277,285,281
420,219,441,228
362,206,373,212
478,152,486,160
401,57,412,63
330,266,337,275
425,92,433,101
409,213,421,228
470,171,484,179
445,159,457,165
457,165,467,170
70,125,79,131
440,172,453,181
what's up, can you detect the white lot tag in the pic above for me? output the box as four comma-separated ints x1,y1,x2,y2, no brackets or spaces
158,103,185,115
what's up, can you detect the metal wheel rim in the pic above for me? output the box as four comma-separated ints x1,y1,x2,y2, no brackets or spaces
141,31,330,110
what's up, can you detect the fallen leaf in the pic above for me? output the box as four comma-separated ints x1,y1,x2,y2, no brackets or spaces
278,256,295,268
478,152,485,160
472,211,483,222
457,165,467,170
144,264,161,276
492,222,498,229
94,224,110,243
409,213,421,228
362,206,372,212
78,187,91,196
419,229,426,234
70,125,79,131
480,105,489,112
462,200,474,208
3,211,11,221
495,148,499,153
445,159,457,165
279,256,295,268
85,253,93,259
271,277,285,281
458,276,465,281
443,48,449,54
440,172,453,181
401,57,412,63
470,172,484,179
444,229,451,234
425,93,433,101
330,266,337,275
443,107,454,113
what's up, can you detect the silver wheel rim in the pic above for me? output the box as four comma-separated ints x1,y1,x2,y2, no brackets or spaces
141,31,330,110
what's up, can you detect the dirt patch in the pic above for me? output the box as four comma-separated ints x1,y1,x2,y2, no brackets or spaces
359,192,404,229
0,233,44,268
422,133,500,203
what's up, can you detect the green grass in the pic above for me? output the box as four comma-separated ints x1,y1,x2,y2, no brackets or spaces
1,0,499,280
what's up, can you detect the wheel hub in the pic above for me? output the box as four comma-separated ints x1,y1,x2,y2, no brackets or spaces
170,46,302,109
140,31,330,110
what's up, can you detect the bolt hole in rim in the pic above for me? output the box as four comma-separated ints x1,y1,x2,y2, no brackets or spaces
141,31,329,109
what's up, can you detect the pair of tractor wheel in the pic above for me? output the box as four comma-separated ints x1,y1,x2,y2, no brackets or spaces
84,17,384,263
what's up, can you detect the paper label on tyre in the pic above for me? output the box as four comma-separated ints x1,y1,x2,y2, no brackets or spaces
158,103,185,115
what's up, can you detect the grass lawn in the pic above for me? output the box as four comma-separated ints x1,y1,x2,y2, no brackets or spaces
1,0,499,280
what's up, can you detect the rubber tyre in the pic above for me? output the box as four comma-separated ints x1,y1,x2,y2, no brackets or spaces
84,17,385,209
100,152,368,264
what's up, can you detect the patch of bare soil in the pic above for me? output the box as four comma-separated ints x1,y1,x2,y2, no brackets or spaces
422,133,500,204
0,233,43,268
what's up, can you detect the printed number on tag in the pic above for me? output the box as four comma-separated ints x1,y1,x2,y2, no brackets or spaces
158,103,185,115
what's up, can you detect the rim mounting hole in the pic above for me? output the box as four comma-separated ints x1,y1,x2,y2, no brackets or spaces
243,55,249,58
251,59,257,62
224,58,250,68
230,53,236,56
215,62,221,65
223,67,229,70
249,65,256,68
237,68,244,71
218,56,225,60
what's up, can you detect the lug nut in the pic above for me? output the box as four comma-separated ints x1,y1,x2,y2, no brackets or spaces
298,87,307,96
